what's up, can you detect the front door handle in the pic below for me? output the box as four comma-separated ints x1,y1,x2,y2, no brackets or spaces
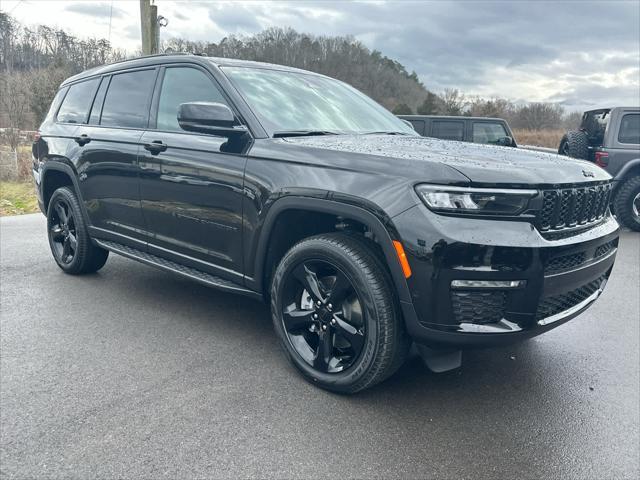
144,140,168,155
74,134,91,146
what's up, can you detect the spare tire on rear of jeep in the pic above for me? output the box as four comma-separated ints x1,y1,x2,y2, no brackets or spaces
558,130,589,160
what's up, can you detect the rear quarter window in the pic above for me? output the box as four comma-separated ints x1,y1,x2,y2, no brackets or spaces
56,79,100,124
618,114,640,144
43,87,68,123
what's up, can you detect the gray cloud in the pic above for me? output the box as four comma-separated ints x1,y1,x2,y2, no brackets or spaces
58,0,640,111
65,1,125,19
208,5,263,34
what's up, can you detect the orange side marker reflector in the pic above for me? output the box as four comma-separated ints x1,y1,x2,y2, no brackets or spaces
393,240,412,278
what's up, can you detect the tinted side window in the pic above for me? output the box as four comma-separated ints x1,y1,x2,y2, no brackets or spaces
101,69,156,128
156,67,228,131
44,87,68,123
618,114,640,144
431,121,464,141
472,122,508,144
56,79,99,124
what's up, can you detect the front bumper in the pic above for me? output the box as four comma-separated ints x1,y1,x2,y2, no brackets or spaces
393,204,620,348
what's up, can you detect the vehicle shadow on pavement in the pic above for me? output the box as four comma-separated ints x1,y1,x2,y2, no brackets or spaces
92,255,550,404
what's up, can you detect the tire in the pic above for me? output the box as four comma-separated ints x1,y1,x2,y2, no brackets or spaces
271,233,410,393
558,130,589,160
46,186,109,274
613,176,640,232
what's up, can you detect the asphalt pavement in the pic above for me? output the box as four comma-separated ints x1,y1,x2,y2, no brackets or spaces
1,213,638,479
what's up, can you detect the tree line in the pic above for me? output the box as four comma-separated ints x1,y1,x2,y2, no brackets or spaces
1,11,579,149
393,89,581,130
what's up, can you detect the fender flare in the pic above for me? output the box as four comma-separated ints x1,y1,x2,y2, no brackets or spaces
613,158,640,189
40,160,92,227
251,196,412,304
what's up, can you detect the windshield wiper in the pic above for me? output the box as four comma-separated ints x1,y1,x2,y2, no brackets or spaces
273,130,340,138
362,131,413,136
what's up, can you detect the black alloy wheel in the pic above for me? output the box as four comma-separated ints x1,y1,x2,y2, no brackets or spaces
46,186,109,274
49,197,78,265
280,259,365,373
271,233,410,393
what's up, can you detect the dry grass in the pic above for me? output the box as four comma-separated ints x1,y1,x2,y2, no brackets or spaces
0,181,39,216
513,129,565,149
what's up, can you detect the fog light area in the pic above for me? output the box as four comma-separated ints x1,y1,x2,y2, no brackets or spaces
451,280,526,289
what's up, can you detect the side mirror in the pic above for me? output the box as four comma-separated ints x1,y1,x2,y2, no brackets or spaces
496,136,514,147
177,102,248,138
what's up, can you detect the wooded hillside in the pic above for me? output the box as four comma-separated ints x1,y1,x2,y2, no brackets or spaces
0,11,579,145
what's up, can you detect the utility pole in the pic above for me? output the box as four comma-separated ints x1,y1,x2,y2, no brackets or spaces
139,0,159,55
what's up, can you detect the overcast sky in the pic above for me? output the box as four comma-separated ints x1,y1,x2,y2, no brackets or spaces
4,0,639,111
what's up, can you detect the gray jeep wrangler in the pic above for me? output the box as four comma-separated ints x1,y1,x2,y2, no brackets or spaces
559,107,640,231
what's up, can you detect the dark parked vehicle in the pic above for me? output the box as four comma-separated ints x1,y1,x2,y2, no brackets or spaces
398,114,517,147
33,54,619,393
558,107,640,231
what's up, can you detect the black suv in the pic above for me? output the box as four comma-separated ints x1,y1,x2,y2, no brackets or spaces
32,54,619,393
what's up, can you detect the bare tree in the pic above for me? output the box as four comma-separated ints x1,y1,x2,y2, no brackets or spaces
28,65,71,125
0,72,30,149
417,92,443,115
512,102,565,130
439,88,467,115
467,97,515,119
562,110,583,130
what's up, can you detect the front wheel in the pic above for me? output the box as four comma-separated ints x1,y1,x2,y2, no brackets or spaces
47,187,109,274
613,176,640,231
271,233,409,393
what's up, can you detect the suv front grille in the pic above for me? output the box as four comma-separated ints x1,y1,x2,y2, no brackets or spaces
537,183,611,234
536,275,606,320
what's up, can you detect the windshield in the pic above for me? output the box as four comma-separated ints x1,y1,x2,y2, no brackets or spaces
221,66,416,137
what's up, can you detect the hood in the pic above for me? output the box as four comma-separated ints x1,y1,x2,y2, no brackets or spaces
283,134,611,186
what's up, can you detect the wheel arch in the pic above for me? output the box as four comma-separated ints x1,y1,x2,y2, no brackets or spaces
41,161,92,227
250,196,412,305
613,158,640,191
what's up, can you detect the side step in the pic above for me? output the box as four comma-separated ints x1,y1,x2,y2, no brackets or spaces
95,239,260,299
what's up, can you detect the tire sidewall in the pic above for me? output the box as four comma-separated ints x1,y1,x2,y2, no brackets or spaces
615,176,640,231
565,130,589,160
271,240,385,392
47,187,85,272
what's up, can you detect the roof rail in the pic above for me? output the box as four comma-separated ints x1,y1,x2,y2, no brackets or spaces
98,51,194,69
61,52,199,86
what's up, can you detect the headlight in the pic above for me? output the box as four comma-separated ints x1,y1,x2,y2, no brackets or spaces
415,185,537,215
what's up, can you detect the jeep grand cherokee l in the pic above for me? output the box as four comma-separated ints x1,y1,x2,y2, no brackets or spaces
32,54,619,393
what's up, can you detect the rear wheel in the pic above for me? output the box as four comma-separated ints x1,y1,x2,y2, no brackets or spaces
47,187,109,274
613,176,640,231
271,233,409,393
558,130,589,160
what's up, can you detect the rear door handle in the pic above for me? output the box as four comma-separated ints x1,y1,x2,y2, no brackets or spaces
144,140,168,155
74,134,91,146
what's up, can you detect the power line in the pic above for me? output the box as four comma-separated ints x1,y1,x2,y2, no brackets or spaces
8,0,25,14
108,0,113,44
